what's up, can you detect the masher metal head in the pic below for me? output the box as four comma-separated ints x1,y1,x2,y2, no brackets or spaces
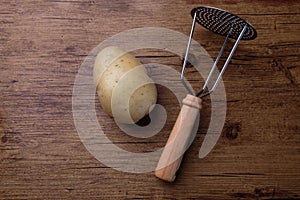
181,6,257,97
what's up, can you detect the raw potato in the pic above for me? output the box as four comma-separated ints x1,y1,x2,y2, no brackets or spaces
94,46,157,124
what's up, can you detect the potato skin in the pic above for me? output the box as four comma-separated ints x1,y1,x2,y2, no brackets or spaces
94,47,157,124
94,46,127,86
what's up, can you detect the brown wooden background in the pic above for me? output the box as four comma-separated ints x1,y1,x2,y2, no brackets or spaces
1,0,299,199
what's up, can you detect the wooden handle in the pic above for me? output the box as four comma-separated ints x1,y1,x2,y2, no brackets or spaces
155,94,202,182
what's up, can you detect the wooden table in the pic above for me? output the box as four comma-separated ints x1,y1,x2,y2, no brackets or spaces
1,0,299,199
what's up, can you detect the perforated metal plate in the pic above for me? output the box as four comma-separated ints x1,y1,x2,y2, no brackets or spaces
191,6,257,40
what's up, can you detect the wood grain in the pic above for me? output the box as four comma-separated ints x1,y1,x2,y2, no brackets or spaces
0,0,299,199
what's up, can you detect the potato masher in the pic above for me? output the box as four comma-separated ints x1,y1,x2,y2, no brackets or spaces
155,6,257,182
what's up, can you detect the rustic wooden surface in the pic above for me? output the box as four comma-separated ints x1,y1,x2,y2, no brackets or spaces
1,0,299,199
